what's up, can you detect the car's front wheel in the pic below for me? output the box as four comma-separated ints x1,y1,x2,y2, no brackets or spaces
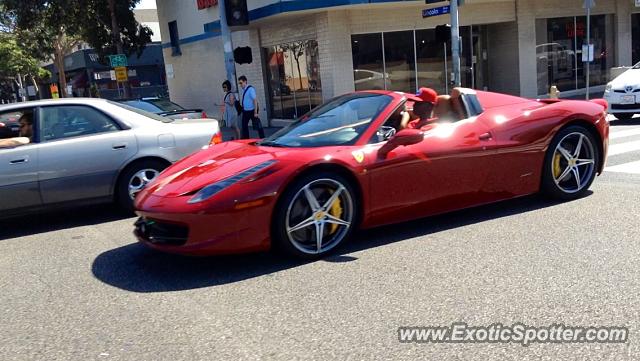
273,172,357,259
116,159,169,212
541,126,599,200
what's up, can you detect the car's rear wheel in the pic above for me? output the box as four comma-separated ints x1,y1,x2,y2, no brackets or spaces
615,113,635,121
541,126,599,200
273,172,357,259
116,159,169,212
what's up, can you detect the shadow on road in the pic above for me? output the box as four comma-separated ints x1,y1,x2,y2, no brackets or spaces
0,204,132,241
92,193,575,293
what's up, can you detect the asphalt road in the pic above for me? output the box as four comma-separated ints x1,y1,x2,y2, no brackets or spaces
2,118,640,360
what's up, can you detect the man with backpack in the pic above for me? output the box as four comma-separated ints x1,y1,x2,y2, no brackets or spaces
238,75,265,139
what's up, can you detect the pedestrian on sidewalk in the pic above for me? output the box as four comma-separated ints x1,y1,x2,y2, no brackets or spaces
238,75,265,139
221,80,241,139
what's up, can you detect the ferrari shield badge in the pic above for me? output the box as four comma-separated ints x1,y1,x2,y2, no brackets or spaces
352,150,365,163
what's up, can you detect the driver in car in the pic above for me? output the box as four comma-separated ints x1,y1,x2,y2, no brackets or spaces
0,113,33,148
400,87,438,130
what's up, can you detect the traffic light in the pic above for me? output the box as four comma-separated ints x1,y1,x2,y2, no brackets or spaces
225,0,249,27
435,24,451,43
234,47,253,64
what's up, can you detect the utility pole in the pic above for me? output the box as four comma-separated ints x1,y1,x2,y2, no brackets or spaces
219,0,238,93
584,0,593,100
450,0,461,87
108,0,130,98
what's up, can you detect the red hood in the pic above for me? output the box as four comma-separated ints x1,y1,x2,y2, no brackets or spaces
144,141,286,198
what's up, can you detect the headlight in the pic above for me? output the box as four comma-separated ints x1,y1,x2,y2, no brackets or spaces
187,159,277,204
605,83,612,93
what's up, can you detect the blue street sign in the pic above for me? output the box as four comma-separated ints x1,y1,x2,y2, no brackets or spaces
422,5,450,18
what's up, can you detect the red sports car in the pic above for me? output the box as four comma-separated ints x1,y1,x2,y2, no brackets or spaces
134,88,609,258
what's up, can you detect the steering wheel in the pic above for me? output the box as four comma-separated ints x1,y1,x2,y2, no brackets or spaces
378,126,396,141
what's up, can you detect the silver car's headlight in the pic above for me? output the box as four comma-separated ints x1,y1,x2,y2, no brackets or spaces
605,83,612,93
187,159,277,204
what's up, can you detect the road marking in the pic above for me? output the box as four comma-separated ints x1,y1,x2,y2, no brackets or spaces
610,128,640,140
607,140,640,156
605,160,640,174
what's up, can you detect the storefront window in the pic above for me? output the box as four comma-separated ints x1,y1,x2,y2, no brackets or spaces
353,27,479,95
352,34,385,91
415,28,448,95
383,31,416,93
536,15,615,95
264,40,322,119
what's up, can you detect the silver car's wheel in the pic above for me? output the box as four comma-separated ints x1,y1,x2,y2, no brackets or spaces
551,132,596,194
283,178,354,256
128,169,160,200
116,159,169,212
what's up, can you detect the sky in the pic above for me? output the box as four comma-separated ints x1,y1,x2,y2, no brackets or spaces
135,0,157,9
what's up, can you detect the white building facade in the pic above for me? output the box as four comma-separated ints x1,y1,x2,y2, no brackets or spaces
156,0,640,122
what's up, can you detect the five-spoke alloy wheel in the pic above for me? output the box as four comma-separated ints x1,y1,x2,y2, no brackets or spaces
274,172,357,258
542,126,599,200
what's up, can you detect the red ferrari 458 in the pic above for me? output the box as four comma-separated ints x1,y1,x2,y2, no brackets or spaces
134,88,609,258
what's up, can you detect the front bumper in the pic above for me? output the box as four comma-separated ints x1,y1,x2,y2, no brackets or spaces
604,92,640,114
133,194,274,256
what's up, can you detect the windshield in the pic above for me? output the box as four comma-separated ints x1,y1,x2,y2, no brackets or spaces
258,93,392,148
633,62,640,69
109,101,173,123
148,98,184,112
121,100,164,113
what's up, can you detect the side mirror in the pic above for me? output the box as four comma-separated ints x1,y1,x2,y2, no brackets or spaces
378,128,424,158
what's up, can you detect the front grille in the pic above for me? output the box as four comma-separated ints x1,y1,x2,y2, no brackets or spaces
134,217,189,246
611,104,640,110
613,89,640,93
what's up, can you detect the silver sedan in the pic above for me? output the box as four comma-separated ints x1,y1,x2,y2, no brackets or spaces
0,98,221,217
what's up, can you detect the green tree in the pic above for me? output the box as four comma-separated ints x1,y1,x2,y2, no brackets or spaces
0,4,50,100
2,0,152,98
79,0,152,59
79,0,152,98
2,0,82,97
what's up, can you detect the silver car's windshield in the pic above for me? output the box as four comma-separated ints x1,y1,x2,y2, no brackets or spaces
257,93,392,148
108,101,173,123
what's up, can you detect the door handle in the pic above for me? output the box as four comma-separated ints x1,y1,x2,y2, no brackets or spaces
112,143,128,150
479,132,492,141
9,156,28,164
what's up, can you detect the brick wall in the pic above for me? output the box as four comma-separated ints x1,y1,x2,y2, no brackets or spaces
163,37,226,116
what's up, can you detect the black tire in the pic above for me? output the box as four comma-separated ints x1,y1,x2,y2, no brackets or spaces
615,113,635,121
116,159,169,213
272,171,358,259
541,125,600,200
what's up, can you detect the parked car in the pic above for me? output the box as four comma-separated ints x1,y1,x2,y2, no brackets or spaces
270,81,292,96
353,69,388,90
134,88,608,258
120,97,208,120
604,62,640,120
0,98,221,218
536,42,575,81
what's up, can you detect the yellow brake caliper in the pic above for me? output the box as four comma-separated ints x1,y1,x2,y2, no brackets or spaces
553,152,562,179
328,190,343,235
